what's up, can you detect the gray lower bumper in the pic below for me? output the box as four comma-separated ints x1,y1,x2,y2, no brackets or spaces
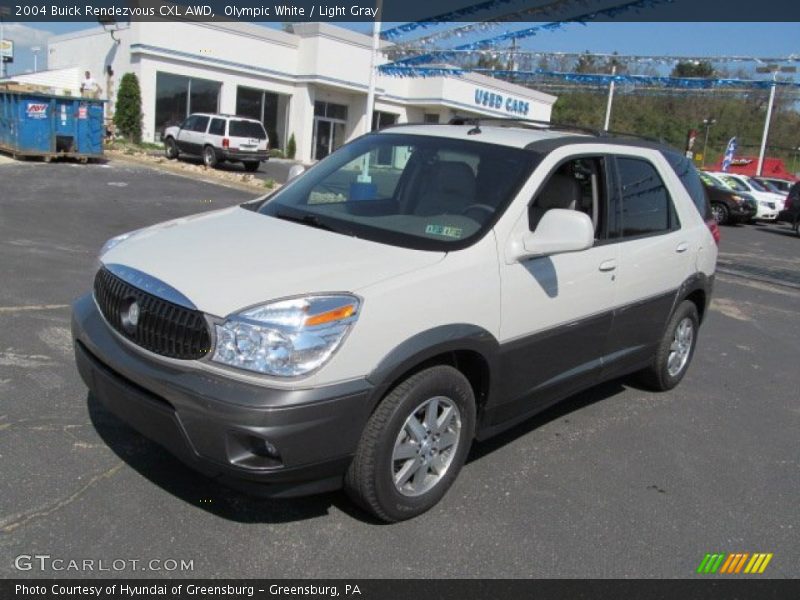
72,294,374,497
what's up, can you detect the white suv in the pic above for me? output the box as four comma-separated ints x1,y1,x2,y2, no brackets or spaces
163,113,269,172
73,121,717,522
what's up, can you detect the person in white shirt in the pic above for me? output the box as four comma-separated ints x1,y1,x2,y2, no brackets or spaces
80,71,101,97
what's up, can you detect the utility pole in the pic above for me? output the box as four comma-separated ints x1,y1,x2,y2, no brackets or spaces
359,0,382,184
755,64,796,176
31,46,40,73
364,0,383,134
603,65,616,131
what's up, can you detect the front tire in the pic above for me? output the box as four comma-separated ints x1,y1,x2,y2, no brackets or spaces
637,300,699,391
345,365,475,523
164,137,179,160
711,202,729,225
202,145,218,168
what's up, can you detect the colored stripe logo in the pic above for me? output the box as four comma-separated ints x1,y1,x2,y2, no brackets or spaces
697,553,773,574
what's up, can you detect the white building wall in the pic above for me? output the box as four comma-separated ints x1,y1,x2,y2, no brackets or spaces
45,21,557,162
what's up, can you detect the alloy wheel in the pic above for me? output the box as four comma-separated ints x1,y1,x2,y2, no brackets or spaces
392,396,462,497
667,317,694,377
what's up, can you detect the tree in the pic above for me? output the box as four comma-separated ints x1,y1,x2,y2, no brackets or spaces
574,51,598,74
114,73,142,143
286,133,297,159
671,61,715,78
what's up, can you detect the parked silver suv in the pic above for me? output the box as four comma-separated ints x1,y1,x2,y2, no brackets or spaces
163,113,269,172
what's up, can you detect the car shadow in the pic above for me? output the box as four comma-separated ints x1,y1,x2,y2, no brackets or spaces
88,377,631,525
753,225,798,238
468,378,627,463
177,156,259,174
86,393,364,524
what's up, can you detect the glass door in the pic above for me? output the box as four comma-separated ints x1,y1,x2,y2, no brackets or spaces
313,118,332,160
313,117,347,160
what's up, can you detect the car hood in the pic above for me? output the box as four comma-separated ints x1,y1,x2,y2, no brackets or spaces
101,206,445,317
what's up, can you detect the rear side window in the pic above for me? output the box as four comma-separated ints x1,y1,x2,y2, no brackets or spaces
191,116,210,133
663,151,711,219
229,120,267,139
209,118,226,136
617,157,674,238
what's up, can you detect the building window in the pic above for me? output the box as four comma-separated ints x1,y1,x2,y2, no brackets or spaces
154,72,220,139
372,111,398,131
236,86,280,148
314,101,348,121
424,113,440,124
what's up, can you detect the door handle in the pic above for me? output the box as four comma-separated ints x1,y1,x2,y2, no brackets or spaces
599,259,617,272
676,242,689,253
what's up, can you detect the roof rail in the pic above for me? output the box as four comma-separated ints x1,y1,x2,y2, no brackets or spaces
447,116,667,145
378,117,668,146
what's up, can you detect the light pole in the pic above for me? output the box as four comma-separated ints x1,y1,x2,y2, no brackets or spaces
31,46,40,73
755,64,797,176
701,117,716,168
0,6,8,79
603,65,617,132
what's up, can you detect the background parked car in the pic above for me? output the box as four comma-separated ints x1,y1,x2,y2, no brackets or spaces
710,172,783,221
777,181,800,236
163,113,269,172
698,173,757,225
754,176,793,195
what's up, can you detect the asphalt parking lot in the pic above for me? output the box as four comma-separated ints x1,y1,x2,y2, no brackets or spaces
0,156,797,578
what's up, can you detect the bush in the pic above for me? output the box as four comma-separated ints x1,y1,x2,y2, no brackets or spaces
269,148,285,159
286,133,296,160
114,73,143,143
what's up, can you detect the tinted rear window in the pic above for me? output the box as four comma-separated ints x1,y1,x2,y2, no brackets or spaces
229,120,267,139
663,151,711,219
209,118,226,136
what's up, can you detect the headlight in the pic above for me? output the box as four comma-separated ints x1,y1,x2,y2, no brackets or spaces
731,195,745,204
759,201,770,207
211,295,360,377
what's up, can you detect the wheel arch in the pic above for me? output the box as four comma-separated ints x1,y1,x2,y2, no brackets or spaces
366,324,500,431
674,272,713,324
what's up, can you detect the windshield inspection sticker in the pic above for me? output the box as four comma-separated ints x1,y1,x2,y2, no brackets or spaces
425,224,463,239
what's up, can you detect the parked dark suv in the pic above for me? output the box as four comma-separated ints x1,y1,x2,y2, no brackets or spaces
699,173,757,225
777,181,800,236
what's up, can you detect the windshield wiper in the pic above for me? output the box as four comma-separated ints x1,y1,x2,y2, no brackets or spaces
274,211,344,234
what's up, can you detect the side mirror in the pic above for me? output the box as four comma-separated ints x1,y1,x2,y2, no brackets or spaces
513,209,594,261
287,164,306,182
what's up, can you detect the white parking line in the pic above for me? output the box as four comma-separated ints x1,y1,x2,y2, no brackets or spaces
0,304,70,314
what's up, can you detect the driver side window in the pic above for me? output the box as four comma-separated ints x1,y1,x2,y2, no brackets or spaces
529,156,608,240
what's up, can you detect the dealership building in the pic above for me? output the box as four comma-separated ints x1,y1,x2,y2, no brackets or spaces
40,21,556,162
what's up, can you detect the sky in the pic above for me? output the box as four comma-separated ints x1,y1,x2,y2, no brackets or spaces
2,21,799,77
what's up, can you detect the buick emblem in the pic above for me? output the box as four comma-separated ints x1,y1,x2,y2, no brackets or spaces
128,301,140,327
121,297,141,333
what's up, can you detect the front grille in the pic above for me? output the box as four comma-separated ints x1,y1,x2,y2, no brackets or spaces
94,268,211,360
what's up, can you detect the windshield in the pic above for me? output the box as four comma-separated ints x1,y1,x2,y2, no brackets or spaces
257,133,538,251
745,177,769,192
699,172,724,188
229,120,267,139
718,175,749,192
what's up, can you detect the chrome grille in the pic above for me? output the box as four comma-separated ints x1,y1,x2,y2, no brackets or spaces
93,267,211,360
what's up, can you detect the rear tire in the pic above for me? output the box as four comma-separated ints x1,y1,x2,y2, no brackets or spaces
345,365,475,523
637,300,699,391
243,161,260,172
202,145,218,168
164,137,179,160
711,203,729,225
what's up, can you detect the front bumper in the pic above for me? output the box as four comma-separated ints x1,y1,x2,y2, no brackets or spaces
729,203,757,221
221,149,269,162
72,294,374,497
